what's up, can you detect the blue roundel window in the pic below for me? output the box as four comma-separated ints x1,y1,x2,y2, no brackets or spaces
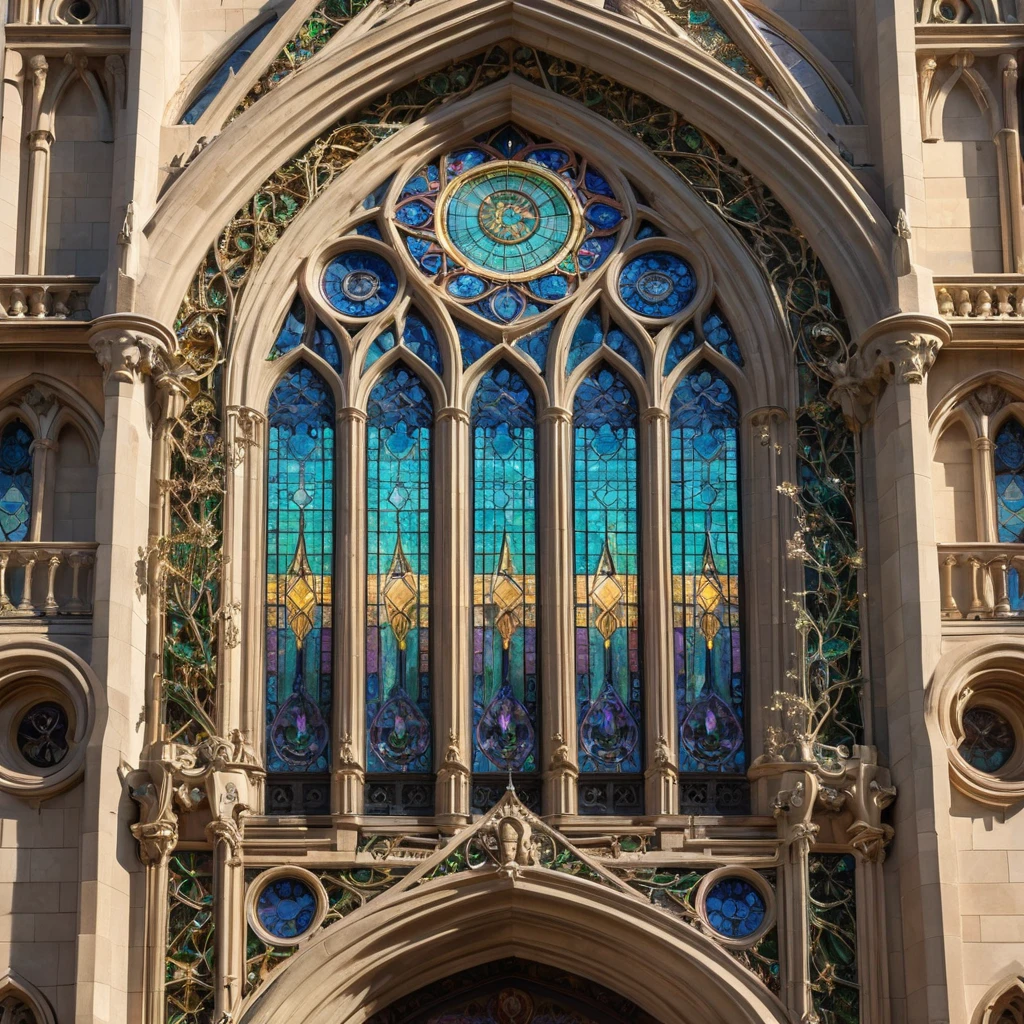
322,251,398,317
704,876,766,940
959,705,1016,773
618,251,696,318
255,876,319,941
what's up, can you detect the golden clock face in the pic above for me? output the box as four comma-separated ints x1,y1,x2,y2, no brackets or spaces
477,190,541,244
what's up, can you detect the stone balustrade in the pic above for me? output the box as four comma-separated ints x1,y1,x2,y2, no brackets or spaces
934,276,1024,318
0,542,98,617
0,277,98,320
938,542,1024,619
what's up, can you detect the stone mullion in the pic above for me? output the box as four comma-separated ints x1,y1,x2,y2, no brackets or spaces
997,55,1023,273
335,407,367,816
22,55,49,275
639,407,676,815
206,820,245,1019
973,436,998,543
434,407,471,821
538,407,578,816
853,847,890,1024
27,437,56,541
142,856,170,1024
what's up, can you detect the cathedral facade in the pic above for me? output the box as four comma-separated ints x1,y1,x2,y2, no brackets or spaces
0,0,1020,1022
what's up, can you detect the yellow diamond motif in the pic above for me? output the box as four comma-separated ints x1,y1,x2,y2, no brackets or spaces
383,533,418,651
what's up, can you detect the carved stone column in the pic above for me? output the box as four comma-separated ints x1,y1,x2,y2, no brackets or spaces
846,313,963,1024
773,768,819,1020
27,437,56,541
434,407,471,820
997,55,1024,273
335,407,367,817
639,407,676,815
973,436,997,543
81,314,178,1024
22,53,50,275
538,407,578,816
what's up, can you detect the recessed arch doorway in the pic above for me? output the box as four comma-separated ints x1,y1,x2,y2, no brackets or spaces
365,957,659,1024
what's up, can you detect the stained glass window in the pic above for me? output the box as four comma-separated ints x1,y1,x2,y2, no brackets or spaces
573,367,642,780
179,15,277,124
265,367,334,807
704,877,766,939
0,420,33,542
472,365,538,775
995,419,1024,542
366,364,432,783
809,853,858,1023
671,366,744,776
959,705,1015,773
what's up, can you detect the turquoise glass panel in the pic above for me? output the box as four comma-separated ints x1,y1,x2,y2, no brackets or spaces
366,364,432,773
265,366,334,774
472,365,538,773
671,365,744,773
573,367,642,773
996,418,1024,542
0,420,33,542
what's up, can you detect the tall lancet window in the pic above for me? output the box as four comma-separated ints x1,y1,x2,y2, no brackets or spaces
471,365,539,782
573,367,642,806
995,418,1024,542
265,366,335,814
0,420,33,542
366,364,433,811
671,366,744,777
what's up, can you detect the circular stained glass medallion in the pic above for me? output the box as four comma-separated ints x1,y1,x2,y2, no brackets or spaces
704,876,767,940
618,251,696,318
16,701,69,768
959,705,1016,773
437,161,582,281
322,251,398,317
255,876,319,941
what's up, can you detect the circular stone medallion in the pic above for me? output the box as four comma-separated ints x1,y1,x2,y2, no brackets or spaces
255,876,318,941
322,251,398,318
437,161,582,280
16,701,70,768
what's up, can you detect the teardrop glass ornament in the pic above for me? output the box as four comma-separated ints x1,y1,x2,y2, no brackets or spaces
476,682,535,770
270,686,329,767
579,682,639,765
680,693,742,767
369,687,430,769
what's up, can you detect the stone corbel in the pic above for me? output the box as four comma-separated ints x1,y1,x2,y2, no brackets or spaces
122,762,179,866
643,735,675,811
335,733,365,815
87,314,199,396
546,732,580,813
826,314,950,430
436,729,471,820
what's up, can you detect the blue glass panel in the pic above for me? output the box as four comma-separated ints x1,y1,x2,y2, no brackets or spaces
0,421,32,542
180,15,277,124
585,202,623,231
573,368,642,774
472,365,539,772
619,251,696,318
310,321,342,371
567,311,603,376
363,328,396,373
664,324,697,376
705,878,765,939
584,169,615,197
636,221,664,240
577,235,616,272
702,307,743,366
366,365,432,774
605,324,646,378
322,252,398,318
515,322,553,375
447,149,489,176
457,323,492,370
269,298,305,359
671,366,744,774
265,366,334,774
403,311,443,376
959,706,1016,772
996,419,1024,542
255,876,317,939
355,221,383,240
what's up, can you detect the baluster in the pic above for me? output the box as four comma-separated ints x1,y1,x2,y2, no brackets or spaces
941,554,960,618
17,552,38,612
968,556,986,614
81,554,95,612
66,552,85,612
0,551,11,612
43,553,61,615
993,556,1013,615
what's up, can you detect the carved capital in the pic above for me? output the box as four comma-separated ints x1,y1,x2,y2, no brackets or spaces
748,406,787,447
87,314,190,393
548,732,579,778
205,817,243,866
847,820,894,863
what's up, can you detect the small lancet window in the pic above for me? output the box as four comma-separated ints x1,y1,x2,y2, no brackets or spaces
0,420,34,542
471,365,539,781
179,15,278,125
264,366,335,815
996,419,1024,542
670,366,744,778
573,367,643,812
366,364,433,814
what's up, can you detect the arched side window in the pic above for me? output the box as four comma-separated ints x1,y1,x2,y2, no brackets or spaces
471,365,539,797
265,366,335,815
0,420,34,543
366,364,433,815
670,366,744,778
179,15,278,125
995,418,1024,542
573,367,643,815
